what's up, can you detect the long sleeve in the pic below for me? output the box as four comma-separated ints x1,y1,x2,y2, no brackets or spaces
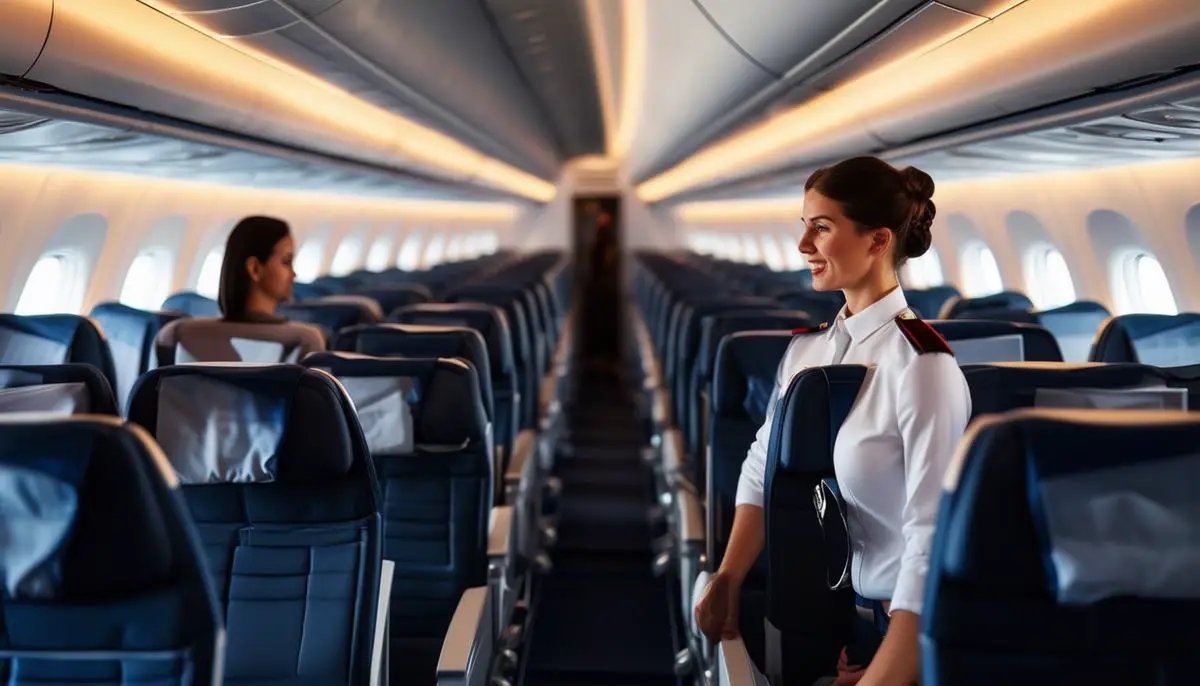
890,352,971,615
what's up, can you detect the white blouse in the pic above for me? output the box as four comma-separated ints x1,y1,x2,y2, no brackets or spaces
734,286,971,616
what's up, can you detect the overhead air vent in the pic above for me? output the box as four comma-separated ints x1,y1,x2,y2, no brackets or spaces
1124,102,1200,130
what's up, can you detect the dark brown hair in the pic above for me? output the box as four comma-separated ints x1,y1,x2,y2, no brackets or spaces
804,156,936,267
217,215,291,321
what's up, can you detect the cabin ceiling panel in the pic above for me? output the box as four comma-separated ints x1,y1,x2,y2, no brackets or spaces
481,0,606,159
143,0,564,179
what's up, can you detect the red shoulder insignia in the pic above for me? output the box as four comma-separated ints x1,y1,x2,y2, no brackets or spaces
792,321,829,335
895,316,953,355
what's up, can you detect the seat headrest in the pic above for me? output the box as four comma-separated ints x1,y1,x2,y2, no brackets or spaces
0,364,119,416
698,310,814,378
1090,313,1200,367
89,302,185,405
930,320,1063,363
943,408,1200,604
303,352,489,452
0,416,178,600
0,314,118,391
161,291,221,317
280,300,381,332
128,364,366,485
391,303,515,377
962,361,1181,417
904,286,961,320
354,283,434,313
155,317,327,365
711,331,795,421
943,291,1034,319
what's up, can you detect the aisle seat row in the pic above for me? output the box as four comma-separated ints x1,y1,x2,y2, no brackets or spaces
627,250,1200,686
0,250,574,686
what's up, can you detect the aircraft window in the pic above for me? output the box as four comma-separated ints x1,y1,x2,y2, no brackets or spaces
195,248,223,298
423,234,446,267
330,237,363,277
445,235,465,262
397,234,423,269
722,235,742,261
120,250,173,311
481,231,500,255
960,242,1003,296
1024,243,1075,309
293,241,323,283
740,235,762,264
365,237,393,272
780,233,807,269
15,252,85,315
760,234,785,271
902,246,945,289
1112,250,1177,315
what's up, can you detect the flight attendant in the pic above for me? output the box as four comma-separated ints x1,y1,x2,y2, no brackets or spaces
694,156,972,685
217,215,297,323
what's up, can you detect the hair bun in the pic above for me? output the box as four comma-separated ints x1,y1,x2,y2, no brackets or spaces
903,200,935,259
900,166,935,202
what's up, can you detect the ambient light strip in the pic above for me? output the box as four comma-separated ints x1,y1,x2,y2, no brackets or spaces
635,0,1163,203
66,0,556,203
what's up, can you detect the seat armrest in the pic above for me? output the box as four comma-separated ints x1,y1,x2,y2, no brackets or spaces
661,428,684,484
489,505,514,561
503,430,537,504
436,586,494,686
676,487,705,552
370,560,395,686
718,637,764,686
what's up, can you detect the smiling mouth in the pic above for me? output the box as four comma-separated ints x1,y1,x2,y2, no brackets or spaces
810,260,827,275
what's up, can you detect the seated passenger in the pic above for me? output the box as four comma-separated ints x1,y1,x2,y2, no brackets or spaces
694,156,971,685
218,215,296,323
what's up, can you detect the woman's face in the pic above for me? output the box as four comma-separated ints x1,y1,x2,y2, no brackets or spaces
249,234,296,304
798,189,889,292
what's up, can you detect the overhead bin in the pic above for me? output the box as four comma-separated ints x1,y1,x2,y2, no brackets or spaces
0,0,556,203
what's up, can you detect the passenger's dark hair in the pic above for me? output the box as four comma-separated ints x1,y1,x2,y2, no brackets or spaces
217,215,291,320
804,156,936,267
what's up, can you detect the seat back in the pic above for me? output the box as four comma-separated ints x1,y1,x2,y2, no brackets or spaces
353,284,433,315
332,324,494,428
89,302,185,410
0,414,223,686
1089,313,1200,367
303,352,491,681
278,300,382,344
390,303,517,454
0,364,119,416
763,366,869,685
1033,301,1110,362
904,286,961,320
963,361,1185,419
127,364,382,686
942,290,1034,319
0,314,119,394
447,288,535,429
162,291,221,317
930,320,1063,363
155,317,326,365
924,409,1200,685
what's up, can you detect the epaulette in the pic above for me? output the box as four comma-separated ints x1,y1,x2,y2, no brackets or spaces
792,321,829,335
894,311,953,355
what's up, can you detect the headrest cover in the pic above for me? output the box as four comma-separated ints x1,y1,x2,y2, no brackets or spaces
948,334,1025,363
155,375,287,484
1128,319,1200,368
1035,386,1187,411
0,463,79,597
1032,449,1200,604
0,383,90,415
0,326,69,366
339,376,417,454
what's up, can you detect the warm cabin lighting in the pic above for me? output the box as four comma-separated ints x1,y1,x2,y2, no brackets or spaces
78,1,556,202
675,197,805,222
637,0,1155,203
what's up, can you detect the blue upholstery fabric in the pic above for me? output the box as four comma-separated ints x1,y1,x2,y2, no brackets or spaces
352,284,433,315
332,324,494,429
707,331,795,669
773,291,846,324
930,320,1064,362
0,416,222,686
0,314,119,396
763,366,869,684
924,410,1200,685
127,364,382,686
1089,313,1200,367
0,364,119,416
302,352,491,685
447,287,536,429
904,286,961,320
89,303,185,412
161,292,221,317
944,291,1034,319
390,304,518,461
1032,301,1110,362
962,362,1174,417
279,300,381,344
